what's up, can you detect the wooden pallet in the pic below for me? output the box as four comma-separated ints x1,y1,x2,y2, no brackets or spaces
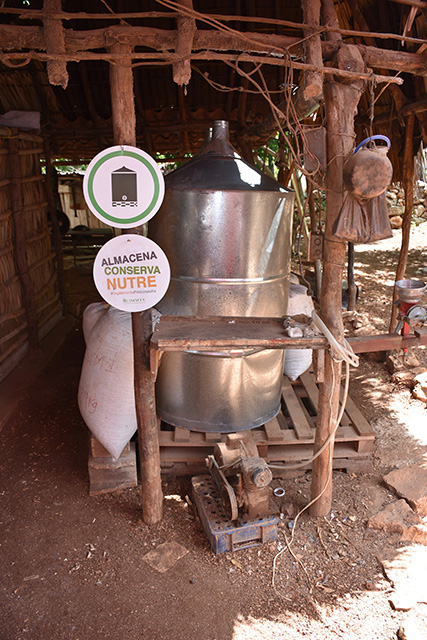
159,370,375,477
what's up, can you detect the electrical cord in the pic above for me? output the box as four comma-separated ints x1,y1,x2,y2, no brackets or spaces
268,310,359,471
311,310,360,368
272,313,360,586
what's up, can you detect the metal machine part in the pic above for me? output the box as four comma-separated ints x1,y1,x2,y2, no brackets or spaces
206,433,277,521
394,280,427,337
150,120,294,432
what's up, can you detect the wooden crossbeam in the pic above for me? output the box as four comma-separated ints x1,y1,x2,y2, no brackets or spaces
0,23,423,77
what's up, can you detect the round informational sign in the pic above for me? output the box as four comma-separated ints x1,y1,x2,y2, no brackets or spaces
83,145,165,229
93,235,171,312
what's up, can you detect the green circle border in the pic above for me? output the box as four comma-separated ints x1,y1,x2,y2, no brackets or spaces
87,149,162,225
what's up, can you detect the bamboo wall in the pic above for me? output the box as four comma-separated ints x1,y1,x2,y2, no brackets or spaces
0,129,62,382
58,178,108,230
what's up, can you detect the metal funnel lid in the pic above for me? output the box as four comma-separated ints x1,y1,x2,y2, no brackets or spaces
165,120,291,193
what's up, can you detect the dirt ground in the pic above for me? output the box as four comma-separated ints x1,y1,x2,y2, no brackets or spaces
1,224,427,640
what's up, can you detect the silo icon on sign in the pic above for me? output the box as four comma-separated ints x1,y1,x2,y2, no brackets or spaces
111,166,137,207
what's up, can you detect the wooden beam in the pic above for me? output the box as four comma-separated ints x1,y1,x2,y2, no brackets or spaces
1,5,427,43
151,315,427,353
344,0,409,128
401,96,427,115
390,0,427,9
321,0,342,43
0,23,425,76
173,0,196,87
177,86,191,154
301,0,324,101
42,0,68,89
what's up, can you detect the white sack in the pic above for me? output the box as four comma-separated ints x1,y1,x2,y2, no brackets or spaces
82,301,109,340
78,303,137,459
283,284,314,381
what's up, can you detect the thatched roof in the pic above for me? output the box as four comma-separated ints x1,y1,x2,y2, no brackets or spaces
0,0,426,177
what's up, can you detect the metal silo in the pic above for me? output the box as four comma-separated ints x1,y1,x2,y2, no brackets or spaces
149,120,294,432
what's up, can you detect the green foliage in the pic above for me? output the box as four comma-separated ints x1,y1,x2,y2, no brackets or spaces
254,133,280,179
156,152,193,174
40,159,87,175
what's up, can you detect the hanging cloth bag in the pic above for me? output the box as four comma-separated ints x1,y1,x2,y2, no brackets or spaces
333,135,393,243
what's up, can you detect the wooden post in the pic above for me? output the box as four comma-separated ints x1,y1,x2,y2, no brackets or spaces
173,0,196,88
132,309,163,523
347,242,357,311
109,43,136,146
42,0,68,89
109,42,163,524
310,2,365,516
9,137,39,351
301,0,324,101
389,113,415,332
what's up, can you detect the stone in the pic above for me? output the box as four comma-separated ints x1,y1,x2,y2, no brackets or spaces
353,324,376,337
281,501,297,517
386,354,420,373
390,216,403,229
386,191,398,203
143,541,189,573
387,354,405,373
414,371,427,391
383,466,427,517
404,354,421,368
401,524,427,546
367,499,421,534
413,384,427,404
352,312,370,329
392,367,427,387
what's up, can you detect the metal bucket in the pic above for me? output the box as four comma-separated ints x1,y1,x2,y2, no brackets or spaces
395,279,427,304
149,120,294,432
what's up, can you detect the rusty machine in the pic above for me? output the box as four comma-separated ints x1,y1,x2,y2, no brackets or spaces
206,432,277,521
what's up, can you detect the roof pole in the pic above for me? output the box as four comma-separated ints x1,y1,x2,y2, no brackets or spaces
310,1,365,516
109,42,163,524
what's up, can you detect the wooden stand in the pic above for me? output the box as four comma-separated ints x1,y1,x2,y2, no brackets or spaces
133,316,427,522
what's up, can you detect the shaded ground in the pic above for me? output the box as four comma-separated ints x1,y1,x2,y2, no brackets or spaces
1,225,427,640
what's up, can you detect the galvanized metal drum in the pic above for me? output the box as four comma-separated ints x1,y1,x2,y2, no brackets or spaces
149,120,294,432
